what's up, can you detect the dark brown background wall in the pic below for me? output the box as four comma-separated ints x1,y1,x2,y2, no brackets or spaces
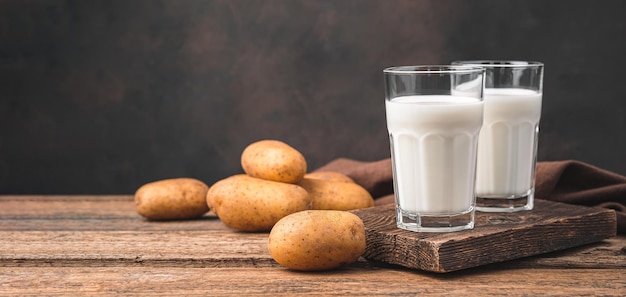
1,0,625,194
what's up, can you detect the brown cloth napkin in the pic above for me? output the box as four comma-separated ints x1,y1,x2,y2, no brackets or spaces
315,158,626,234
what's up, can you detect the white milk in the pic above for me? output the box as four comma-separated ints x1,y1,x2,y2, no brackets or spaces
386,95,483,214
475,88,542,197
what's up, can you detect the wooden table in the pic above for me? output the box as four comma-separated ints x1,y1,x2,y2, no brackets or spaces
1,195,625,296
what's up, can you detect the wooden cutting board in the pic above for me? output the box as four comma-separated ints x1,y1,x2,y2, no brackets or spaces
350,199,617,273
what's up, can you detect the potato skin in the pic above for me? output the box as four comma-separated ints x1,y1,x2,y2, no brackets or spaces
241,140,307,184
135,178,209,220
268,210,366,271
304,171,355,183
298,178,374,211
206,174,311,232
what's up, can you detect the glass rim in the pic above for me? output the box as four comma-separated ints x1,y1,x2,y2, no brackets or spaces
383,65,486,74
452,60,544,68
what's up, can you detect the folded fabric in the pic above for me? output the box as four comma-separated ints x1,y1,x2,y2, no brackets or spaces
315,158,626,234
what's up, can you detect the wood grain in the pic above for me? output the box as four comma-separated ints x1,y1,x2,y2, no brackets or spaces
351,199,617,272
1,267,624,296
0,195,625,296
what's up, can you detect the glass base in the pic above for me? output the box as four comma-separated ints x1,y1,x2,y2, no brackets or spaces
396,207,475,232
475,190,534,212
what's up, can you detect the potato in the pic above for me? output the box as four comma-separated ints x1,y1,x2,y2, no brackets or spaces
135,178,209,220
304,171,355,183
268,210,366,271
298,178,374,211
206,174,311,232
241,139,307,183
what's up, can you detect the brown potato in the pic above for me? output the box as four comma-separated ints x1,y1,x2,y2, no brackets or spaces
304,171,355,183
241,139,307,183
298,178,374,211
206,174,311,232
268,210,366,271
135,178,209,220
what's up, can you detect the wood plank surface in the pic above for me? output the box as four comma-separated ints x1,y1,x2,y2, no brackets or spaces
351,200,617,272
1,195,625,296
1,267,625,296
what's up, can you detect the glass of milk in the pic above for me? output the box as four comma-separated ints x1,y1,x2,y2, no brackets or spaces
452,60,544,212
384,65,485,232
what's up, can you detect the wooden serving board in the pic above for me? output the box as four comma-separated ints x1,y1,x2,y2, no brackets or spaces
350,199,617,273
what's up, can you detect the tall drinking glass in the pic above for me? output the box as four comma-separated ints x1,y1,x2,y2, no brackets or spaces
384,66,485,232
452,61,544,212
